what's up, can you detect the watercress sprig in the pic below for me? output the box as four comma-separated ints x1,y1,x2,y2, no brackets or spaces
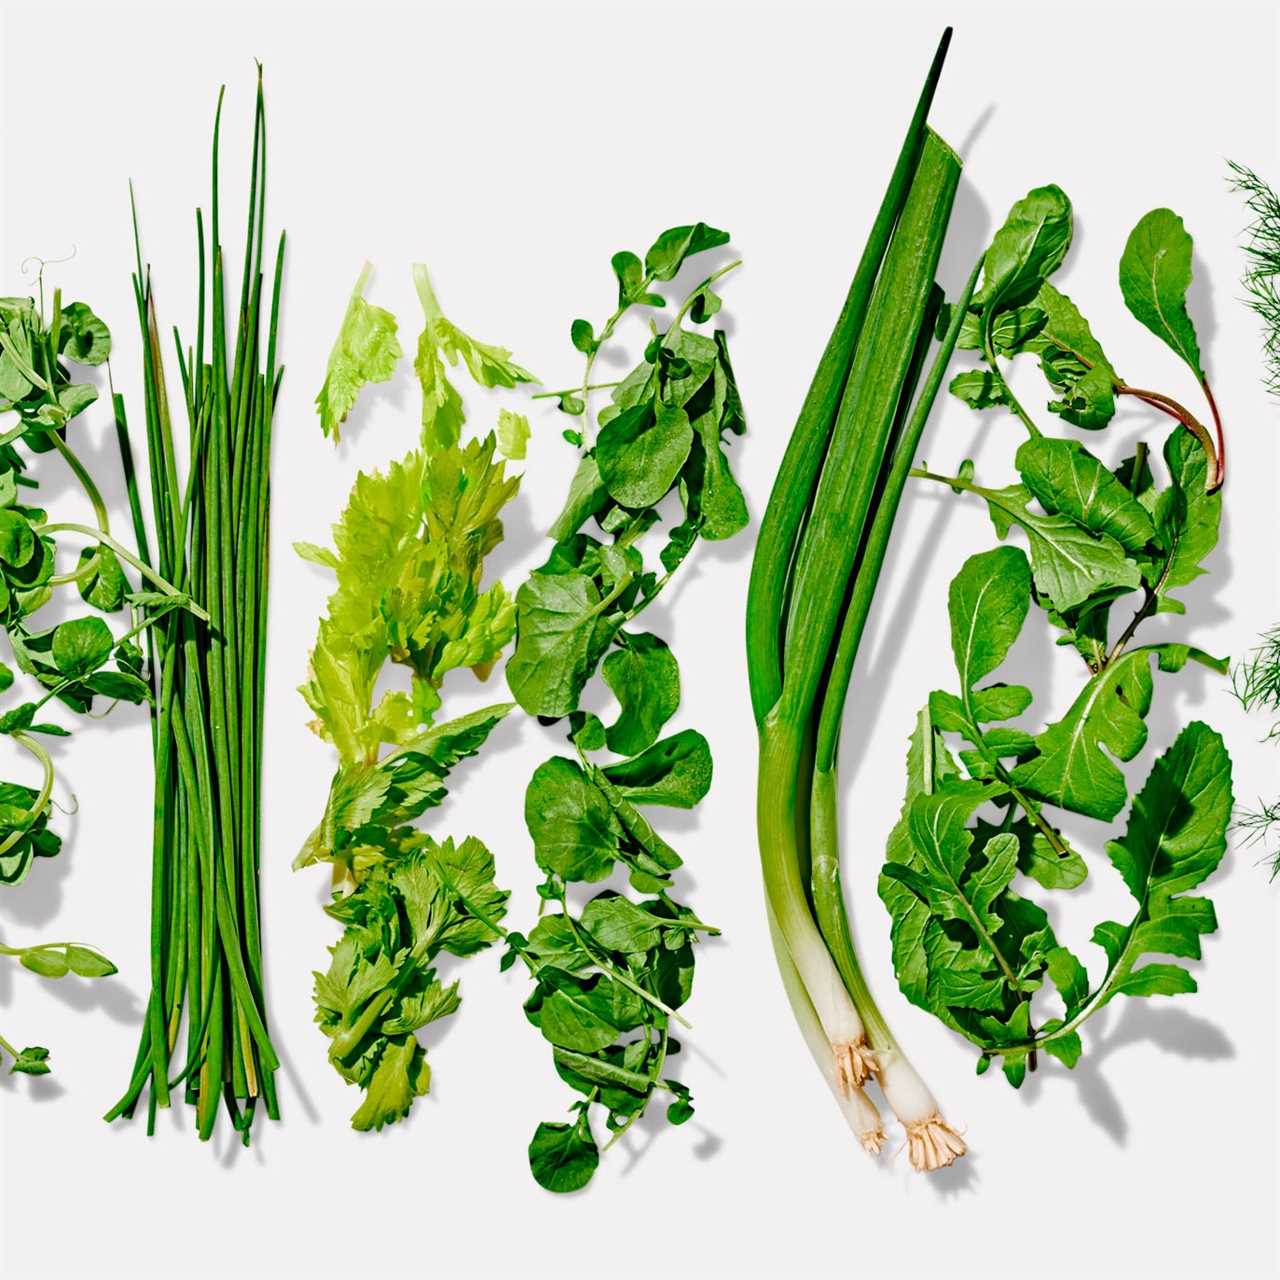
506,223,744,1192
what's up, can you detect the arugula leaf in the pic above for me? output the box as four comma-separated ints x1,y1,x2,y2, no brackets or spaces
315,263,402,441
1025,283,1119,430
1091,722,1231,1004
975,185,1073,312
1150,425,1220,614
1015,437,1154,552
1119,209,1203,377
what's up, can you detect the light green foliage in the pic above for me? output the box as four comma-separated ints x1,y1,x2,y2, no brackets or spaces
315,263,403,441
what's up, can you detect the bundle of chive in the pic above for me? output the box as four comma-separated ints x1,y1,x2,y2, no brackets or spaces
746,29,980,1170
106,72,283,1143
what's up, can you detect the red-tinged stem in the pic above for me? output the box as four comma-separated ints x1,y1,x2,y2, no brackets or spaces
1116,383,1220,492
1201,378,1225,489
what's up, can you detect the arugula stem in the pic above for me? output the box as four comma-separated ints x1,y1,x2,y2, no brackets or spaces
982,330,1041,438
1116,383,1220,488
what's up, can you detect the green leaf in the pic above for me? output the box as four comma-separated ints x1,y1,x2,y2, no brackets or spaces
601,729,712,808
1010,645,1189,821
570,318,597,355
949,369,1008,409
526,967,644,1052
947,545,1032,692
525,756,623,882
58,302,111,366
315,263,402,441
51,616,113,679
1015,437,1155,552
76,545,128,612
981,482,1142,613
21,948,69,978
644,223,730,282
507,571,622,718
580,892,664,954
0,508,34,567
1092,722,1231,1007
1026,283,1119,429
529,1115,599,1193
1151,426,1220,614
9,1045,50,1076
64,944,116,977
601,632,680,756
1118,208,1203,377
596,400,693,509
349,1036,431,1132
496,408,530,461
976,185,1073,311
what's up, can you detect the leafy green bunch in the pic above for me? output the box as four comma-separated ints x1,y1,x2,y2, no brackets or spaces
302,262,536,1130
879,187,1233,1085
503,224,744,1192
0,283,196,1077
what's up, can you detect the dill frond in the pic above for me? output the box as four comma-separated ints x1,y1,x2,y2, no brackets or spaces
1228,159,1280,398
1232,623,1280,727
1233,800,1280,880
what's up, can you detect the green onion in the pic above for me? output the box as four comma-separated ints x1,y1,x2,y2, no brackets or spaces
748,36,975,1170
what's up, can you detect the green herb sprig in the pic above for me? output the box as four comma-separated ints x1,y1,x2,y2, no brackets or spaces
301,261,536,1130
881,184,1233,1085
504,223,745,1192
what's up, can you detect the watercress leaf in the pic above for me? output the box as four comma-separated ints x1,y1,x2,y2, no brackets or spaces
976,185,1073,311
601,632,680,756
51,616,113,679
610,251,646,306
596,400,693,509
523,914,594,973
601,729,712,808
85,670,152,704
57,382,97,422
949,369,1008,409
508,571,622,718
1016,437,1155,552
1118,208,1203,377
58,301,111,366
315,263,402,441
529,1115,599,1193
570,318,597,355
547,455,610,544
1092,722,1231,1007
527,968,644,1052
580,892,664,954
644,223,730,282
525,756,623,882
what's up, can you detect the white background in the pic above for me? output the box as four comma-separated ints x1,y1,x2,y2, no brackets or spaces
1,1,1277,1276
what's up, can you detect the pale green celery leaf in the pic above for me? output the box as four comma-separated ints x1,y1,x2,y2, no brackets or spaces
1091,722,1231,1006
315,263,402,441
1015,437,1155,552
981,482,1142,613
497,408,531,461
1118,208,1203,377
349,1036,431,1132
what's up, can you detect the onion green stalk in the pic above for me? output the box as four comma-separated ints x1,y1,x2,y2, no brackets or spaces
105,72,282,1144
749,35,972,1171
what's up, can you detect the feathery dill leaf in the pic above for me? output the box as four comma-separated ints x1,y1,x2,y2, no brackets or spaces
1228,160,1280,397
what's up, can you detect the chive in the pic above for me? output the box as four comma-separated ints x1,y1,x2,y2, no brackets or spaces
108,70,281,1144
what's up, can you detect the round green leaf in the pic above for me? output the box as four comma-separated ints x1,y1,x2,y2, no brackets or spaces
51,615,113,678
528,1117,599,1193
